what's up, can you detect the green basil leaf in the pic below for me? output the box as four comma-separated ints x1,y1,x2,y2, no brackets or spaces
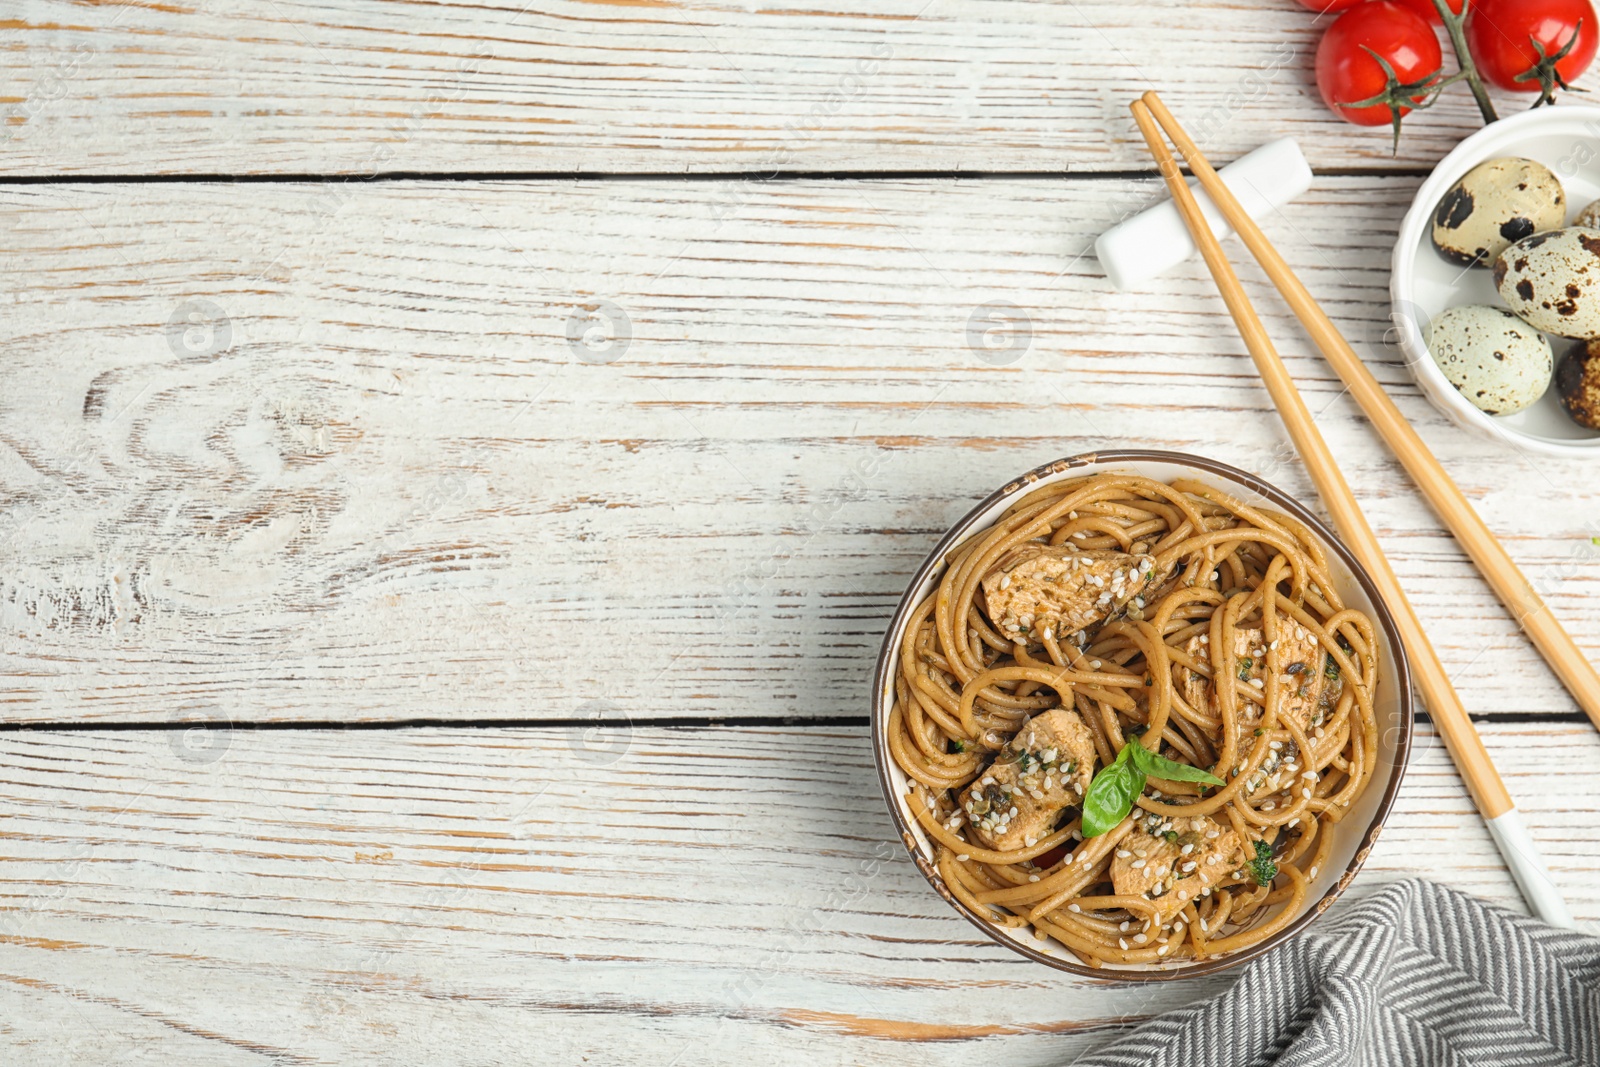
1124,736,1226,787
1081,749,1144,838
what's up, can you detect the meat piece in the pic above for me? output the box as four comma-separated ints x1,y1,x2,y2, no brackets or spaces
963,708,1098,852
1109,812,1247,923
1178,617,1344,737
980,545,1161,644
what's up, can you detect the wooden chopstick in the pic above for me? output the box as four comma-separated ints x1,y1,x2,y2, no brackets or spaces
1128,98,1574,927
1139,90,1600,740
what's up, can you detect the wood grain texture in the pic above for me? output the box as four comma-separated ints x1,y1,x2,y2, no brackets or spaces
2,0,1596,176
0,721,1592,1065
2,176,1597,724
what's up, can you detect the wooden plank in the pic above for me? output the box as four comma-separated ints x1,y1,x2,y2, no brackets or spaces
1,0,1589,176
0,722,1592,1064
2,176,1597,724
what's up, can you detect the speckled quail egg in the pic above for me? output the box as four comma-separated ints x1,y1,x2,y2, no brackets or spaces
1556,340,1600,429
1576,197,1600,230
1428,304,1553,415
1494,227,1600,338
1432,157,1565,267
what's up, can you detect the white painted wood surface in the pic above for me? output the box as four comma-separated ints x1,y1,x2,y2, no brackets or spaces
0,722,1593,1066
2,178,1597,724
6,4,1600,1061
3,0,1597,175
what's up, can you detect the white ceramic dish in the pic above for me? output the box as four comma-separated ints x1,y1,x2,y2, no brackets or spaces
871,451,1413,980
1392,105,1600,456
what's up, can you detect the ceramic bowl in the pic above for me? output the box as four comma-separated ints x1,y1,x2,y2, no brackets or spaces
1392,105,1600,456
870,450,1414,979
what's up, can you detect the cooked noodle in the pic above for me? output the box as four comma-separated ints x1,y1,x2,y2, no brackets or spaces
887,472,1380,967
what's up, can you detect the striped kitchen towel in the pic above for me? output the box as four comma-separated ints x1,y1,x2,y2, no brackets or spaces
1075,879,1599,1067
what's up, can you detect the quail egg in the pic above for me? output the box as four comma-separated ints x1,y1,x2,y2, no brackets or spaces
1576,197,1600,230
1428,304,1553,415
1432,157,1565,267
1555,340,1600,430
1494,227,1600,339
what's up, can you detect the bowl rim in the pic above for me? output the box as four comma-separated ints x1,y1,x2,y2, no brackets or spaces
869,449,1415,981
1391,104,1600,457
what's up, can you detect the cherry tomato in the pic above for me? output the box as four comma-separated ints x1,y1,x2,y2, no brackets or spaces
1392,0,1463,22
1296,0,1365,11
1465,0,1598,96
1316,1,1443,127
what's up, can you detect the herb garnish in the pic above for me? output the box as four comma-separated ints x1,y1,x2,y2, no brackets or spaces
1237,657,1254,680
1247,840,1278,886
1080,737,1226,838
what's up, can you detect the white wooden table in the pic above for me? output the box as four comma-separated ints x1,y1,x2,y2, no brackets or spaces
2,2,1598,1063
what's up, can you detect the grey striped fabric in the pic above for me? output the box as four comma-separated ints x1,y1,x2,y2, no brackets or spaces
1074,880,1600,1067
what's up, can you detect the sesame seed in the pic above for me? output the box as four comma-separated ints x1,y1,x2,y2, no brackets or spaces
1269,740,1283,750
1180,844,1194,855
1132,859,1147,869
1249,678,1264,689
1116,850,1131,859
1183,861,1197,873
1000,574,1012,589
1029,874,1040,883
956,854,970,862
1134,933,1148,944
1063,853,1075,865
1263,801,1276,811
1090,659,1102,669
1206,830,1220,839
1302,771,1317,779
1302,788,1312,799
1309,866,1319,878
1119,938,1129,950
1199,918,1209,931
1158,944,1169,956
1120,920,1129,931
1068,903,1081,913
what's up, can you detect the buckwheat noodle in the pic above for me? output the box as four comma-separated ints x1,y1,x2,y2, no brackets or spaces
888,472,1380,967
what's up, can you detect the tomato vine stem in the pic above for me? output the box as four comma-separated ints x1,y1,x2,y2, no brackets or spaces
1434,0,1500,123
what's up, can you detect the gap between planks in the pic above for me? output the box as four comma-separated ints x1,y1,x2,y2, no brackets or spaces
0,166,1440,186
0,711,1587,733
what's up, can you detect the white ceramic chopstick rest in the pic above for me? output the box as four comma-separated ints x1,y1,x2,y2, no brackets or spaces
1095,137,1314,292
